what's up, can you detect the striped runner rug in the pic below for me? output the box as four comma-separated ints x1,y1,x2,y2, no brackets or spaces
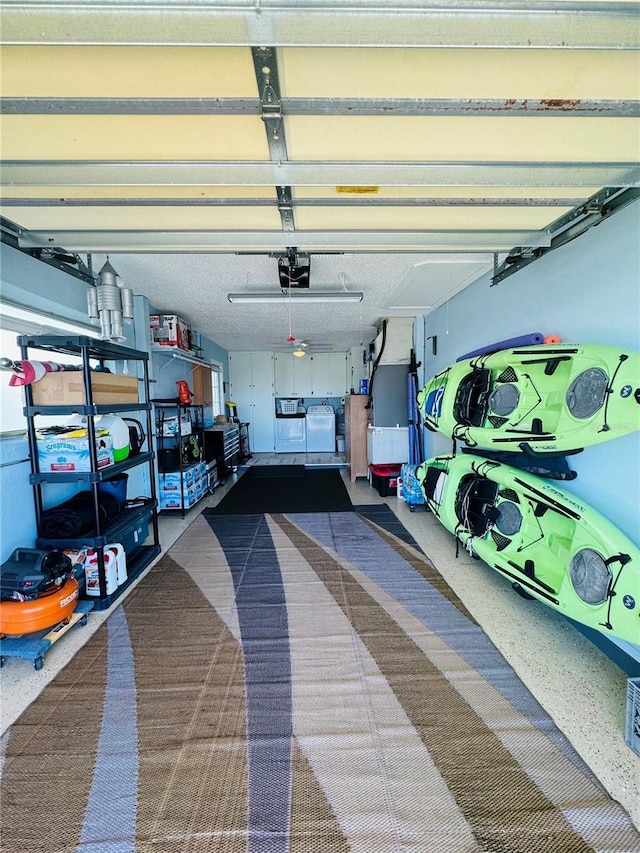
1,509,638,852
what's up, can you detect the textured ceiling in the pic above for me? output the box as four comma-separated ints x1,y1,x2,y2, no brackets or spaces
1,1,638,352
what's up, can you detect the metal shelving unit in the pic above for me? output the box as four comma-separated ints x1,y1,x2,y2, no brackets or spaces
154,400,210,517
19,335,161,611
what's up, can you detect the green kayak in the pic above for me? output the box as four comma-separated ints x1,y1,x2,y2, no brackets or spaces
417,343,640,453
416,453,640,645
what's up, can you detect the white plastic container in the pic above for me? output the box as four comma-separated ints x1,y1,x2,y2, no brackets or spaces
95,415,130,462
366,426,409,464
65,413,130,462
84,549,118,596
106,542,127,585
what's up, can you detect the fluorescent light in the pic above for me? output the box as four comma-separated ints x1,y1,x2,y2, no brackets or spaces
228,291,363,304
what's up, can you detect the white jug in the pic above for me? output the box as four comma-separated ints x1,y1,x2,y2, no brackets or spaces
106,542,128,585
84,548,118,596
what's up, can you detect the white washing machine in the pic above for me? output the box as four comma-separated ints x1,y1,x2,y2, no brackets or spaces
306,405,336,452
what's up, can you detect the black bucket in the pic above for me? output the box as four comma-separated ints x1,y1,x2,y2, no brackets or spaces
123,418,145,456
158,447,180,472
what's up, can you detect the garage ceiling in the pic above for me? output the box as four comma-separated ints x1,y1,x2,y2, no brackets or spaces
1,1,639,353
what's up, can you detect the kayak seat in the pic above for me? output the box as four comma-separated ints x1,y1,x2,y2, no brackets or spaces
453,368,492,427
455,475,500,536
422,465,445,503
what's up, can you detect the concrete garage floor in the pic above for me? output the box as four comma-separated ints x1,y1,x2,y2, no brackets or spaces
1,457,638,830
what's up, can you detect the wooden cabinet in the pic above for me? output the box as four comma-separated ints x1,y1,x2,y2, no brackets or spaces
191,363,212,405
344,395,369,482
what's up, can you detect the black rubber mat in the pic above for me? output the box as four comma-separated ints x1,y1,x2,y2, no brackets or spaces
206,468,353,514
243,465,306,479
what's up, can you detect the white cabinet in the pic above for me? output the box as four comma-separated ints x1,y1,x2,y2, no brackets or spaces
274,352,349,399
295,356,313,396
229,352,275,452
274,353,296,397
311,353,348,397
274,353,313,397
275,352,348,398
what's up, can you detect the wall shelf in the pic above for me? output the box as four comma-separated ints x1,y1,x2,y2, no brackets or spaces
151,345,210,367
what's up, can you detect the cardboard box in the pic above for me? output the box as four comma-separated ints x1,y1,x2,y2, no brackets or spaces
161,415,192,437
159,466,198,491
153,314,189,350
31,371,139,406
195,474,208,499
37,430,114,472
149,314,161,338
159,486,198,510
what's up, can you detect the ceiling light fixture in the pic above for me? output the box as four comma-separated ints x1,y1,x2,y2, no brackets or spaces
228,292,363,304
292,348,306,358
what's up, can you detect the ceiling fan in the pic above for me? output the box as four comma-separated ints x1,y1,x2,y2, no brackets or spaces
270,338,335,356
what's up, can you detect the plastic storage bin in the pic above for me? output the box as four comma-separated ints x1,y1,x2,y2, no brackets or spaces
366,426,409,465
369,464,402,497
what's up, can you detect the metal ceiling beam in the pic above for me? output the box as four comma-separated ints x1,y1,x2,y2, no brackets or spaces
1,197,583,208
3,161,638,188
2,1,638,49
251,46,294,232
3,98,638,117
15,229,553,253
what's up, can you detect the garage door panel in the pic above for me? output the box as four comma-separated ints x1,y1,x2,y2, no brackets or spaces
0,46,257,98
286,116,640,163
